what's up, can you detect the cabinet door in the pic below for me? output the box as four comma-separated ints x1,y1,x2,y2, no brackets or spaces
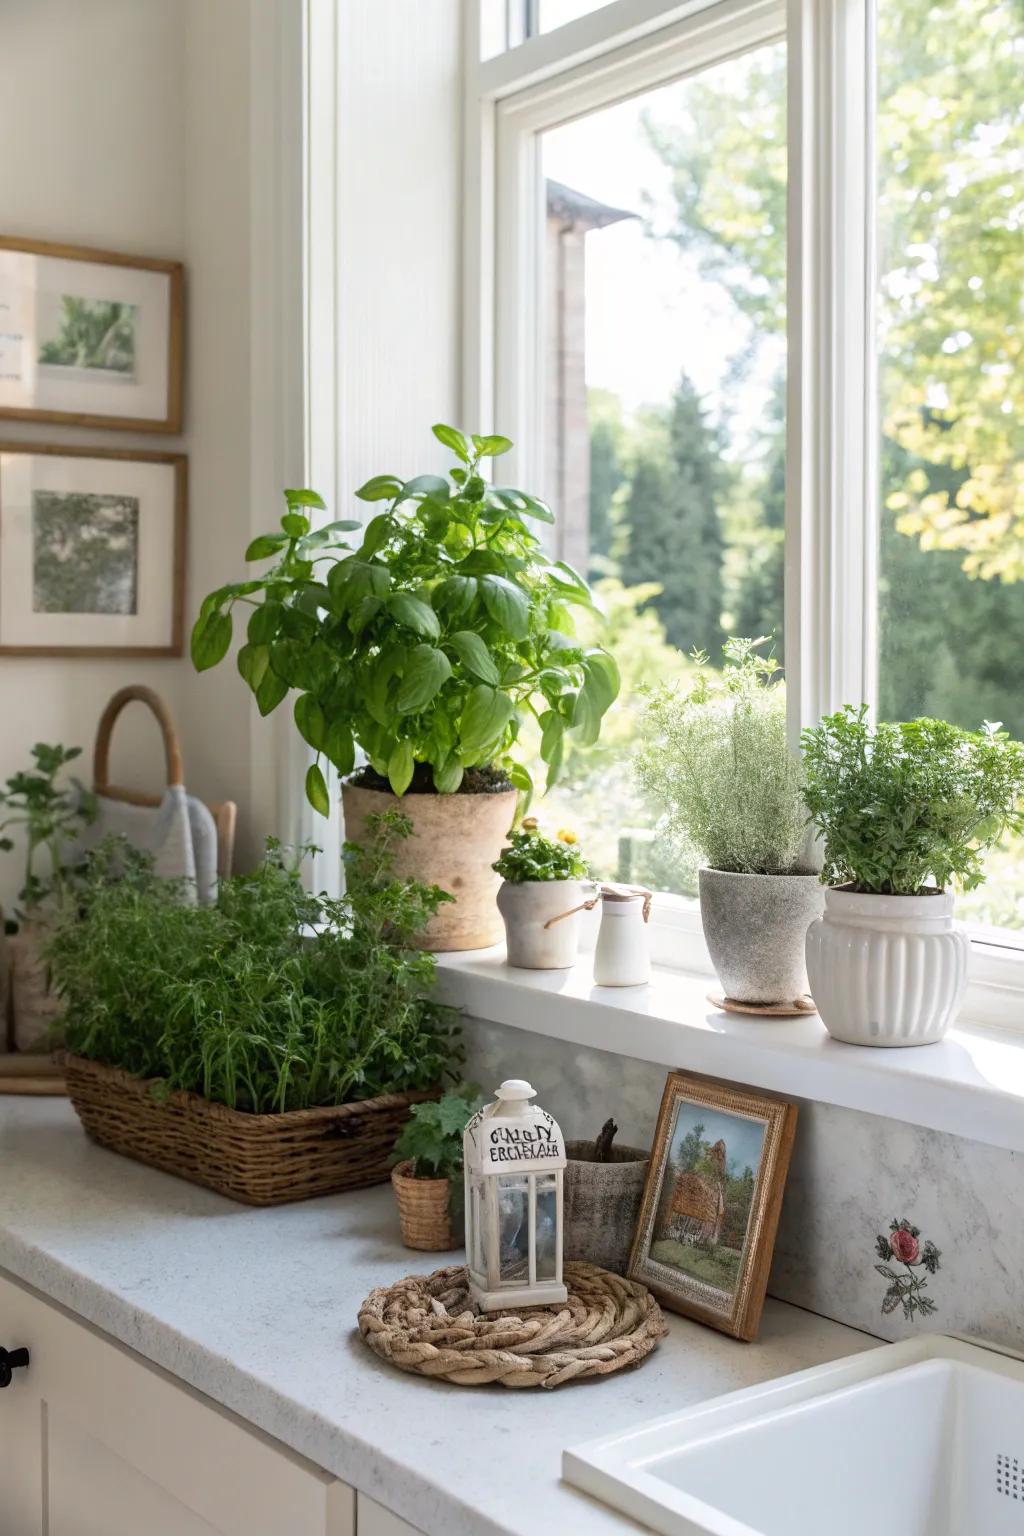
358,1492,427,1536
0,1270,354,1536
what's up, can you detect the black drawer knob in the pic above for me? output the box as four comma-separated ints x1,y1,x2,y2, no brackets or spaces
0,1347,29,1388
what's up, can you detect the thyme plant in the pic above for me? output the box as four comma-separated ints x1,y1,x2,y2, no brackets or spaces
635,638,807,876
801,706,1024,894
0,743,95,921
49,815,461,1114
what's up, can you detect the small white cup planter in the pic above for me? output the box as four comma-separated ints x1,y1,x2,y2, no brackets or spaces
496,879,587,969
806,887,970,1047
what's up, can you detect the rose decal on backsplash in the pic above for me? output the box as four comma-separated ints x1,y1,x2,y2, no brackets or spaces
875,1218,941,1320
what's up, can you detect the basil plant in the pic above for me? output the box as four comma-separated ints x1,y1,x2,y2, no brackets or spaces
192,425,619,813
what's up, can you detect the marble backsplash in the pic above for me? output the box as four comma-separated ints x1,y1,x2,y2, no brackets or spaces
463,1015,1024,1351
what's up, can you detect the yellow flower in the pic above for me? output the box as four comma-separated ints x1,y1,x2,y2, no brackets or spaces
556,828,577,845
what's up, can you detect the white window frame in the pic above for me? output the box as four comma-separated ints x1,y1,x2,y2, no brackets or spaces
461,0,1024,1025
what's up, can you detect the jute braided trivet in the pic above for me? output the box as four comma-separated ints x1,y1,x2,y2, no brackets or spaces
358,1261,667,1389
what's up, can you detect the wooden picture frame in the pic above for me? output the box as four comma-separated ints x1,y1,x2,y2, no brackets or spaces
0,236,183,433
0,442,187,657
627,1071,797,1341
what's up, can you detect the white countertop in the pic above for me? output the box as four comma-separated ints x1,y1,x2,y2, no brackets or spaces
0,1098,877,1536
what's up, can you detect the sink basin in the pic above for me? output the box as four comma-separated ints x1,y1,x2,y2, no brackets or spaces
564,1336,1024,1536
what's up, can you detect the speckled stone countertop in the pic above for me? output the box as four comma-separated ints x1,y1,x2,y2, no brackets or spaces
0,1098,878,1536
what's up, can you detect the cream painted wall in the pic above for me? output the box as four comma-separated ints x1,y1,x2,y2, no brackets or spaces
0,0,281,908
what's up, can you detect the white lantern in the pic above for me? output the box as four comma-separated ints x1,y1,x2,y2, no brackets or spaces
463,1079,567,1311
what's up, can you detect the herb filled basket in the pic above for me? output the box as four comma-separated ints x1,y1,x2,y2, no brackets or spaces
54,814,460,1206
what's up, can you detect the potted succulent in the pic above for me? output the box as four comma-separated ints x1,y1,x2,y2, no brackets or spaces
49,814,462,1203
636,639,822,1005
802,707,1024,1046
493,818,592,969
390,1084,481,1251
0,743,95,1052
191,424,619,952
563,1118,650,1275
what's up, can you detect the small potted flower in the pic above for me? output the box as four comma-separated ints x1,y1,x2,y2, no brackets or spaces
390,1085,481,1251
493,819,592,969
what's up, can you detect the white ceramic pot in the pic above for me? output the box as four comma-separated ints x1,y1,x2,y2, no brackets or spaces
496,879,585,969
805,887,970,1047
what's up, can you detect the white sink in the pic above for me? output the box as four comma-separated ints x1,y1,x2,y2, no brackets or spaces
564,1336,1024,1536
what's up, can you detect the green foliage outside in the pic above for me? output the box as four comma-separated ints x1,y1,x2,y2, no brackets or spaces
802,707,1024,895
39,297,136,373
636,639,807,877
492,822,590,883
0,744,95,921
50,814,461,1114
192,425,618,811
391,1084,482,1184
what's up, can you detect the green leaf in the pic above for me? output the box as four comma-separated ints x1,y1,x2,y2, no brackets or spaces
398,474,449,501
433,756,464,793
431,423,470,462
305,763,330,817
255,667,289,716
540,710,564,764
459,685,514,758
245,533,288,561
295,693,327,751
432,574,477,615
519,492,555,524
447,630,499,685
387,592,441,640
191,610,232,671
572,685,602,747
359,513,393,559
354,475,402,502
396,645,453,713
388,740,415,796
472,434,513,458
320,518,363,534
507,761,533,813
281,512,310,538
325,719,355,776
284,488,327,510
248,601,282,644
481,574,530,639
582,649,621,714
237,642,269,692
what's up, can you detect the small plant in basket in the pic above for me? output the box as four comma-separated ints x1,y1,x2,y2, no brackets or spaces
390,1085,482,1253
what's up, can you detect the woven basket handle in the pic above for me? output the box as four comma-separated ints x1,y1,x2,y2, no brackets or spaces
94,685,184,804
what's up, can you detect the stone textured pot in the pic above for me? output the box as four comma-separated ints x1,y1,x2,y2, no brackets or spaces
9,920,63,1053
341,780,517,952
698,867,824,1005
496,879,585,969
391,1160,459,1251
806,887,970,1047
563,1141,650,1274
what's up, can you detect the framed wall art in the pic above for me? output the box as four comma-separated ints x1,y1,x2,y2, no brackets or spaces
628,1070,797,1341
0,443,186,657
0,237,182,433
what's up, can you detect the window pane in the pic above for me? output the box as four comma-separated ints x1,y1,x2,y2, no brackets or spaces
480,0,617,56
528,44,787,894
876,0,1024,936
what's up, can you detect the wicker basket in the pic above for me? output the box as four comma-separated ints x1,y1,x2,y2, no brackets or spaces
391,1160,459,1251
64,1055,437,1206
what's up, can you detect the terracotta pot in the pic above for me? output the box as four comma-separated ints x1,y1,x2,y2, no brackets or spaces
341,780,517,951
391,1159,459,1251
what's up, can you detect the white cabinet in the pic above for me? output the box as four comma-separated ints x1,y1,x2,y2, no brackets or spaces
0,1270,354,1536
358,1493,427,1536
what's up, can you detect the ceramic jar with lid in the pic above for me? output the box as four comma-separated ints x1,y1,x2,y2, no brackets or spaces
593,883,652,987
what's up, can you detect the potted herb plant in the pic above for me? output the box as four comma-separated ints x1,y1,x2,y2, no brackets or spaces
49,813,462,1203
636,639,823,1006
493,818,592,969
0,743,95,1052
802,708,1024,1046
191,424,619,952
390,1085,481,1251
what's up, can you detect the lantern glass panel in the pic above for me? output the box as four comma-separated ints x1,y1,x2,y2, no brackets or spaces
534,1173,559,1280
468,1176,487,1285
497,1174,530,1284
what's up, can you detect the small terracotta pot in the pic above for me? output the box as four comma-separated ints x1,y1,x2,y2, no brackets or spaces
391,1160,459,1251
342,781,517,951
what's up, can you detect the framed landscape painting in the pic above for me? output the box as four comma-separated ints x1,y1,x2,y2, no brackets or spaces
628,1071,797,1341
0,444,186,656
0,237,182,432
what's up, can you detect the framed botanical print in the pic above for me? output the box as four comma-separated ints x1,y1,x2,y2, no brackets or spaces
0,443,186,657
628,1071,797,1341
0,237,182,433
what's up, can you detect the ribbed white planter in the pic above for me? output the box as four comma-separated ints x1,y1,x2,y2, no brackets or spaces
496,879,585,969
806,888,970,1047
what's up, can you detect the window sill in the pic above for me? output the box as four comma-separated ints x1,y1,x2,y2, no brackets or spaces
435,947,1024,1155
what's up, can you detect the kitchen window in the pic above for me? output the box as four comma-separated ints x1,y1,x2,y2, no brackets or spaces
463,0,1024,998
